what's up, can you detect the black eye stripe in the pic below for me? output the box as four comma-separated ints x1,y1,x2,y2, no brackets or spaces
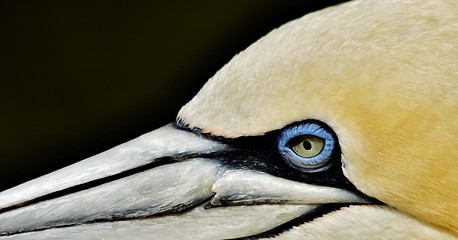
177,120,361,192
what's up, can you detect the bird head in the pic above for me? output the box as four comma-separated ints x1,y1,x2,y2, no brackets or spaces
0,0,457,239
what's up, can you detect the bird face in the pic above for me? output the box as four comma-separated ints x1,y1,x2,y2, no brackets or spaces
0,0,457,239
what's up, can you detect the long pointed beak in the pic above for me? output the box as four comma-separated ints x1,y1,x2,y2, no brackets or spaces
0,124,370,239
0,124,224,236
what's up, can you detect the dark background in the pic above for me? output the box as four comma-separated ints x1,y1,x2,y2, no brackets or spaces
0,1,348,191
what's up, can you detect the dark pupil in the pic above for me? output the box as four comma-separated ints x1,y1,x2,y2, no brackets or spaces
302,140,312,150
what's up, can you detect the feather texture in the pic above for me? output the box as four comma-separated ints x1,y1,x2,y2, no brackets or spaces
178,0,458,235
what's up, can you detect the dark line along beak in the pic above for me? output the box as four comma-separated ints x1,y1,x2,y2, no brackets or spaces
0,124,370,239
0,124,225,236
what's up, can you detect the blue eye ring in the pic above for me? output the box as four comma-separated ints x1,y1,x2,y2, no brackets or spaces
278,122,336,172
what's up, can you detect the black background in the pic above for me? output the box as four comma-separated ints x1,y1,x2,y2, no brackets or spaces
0,1,349,191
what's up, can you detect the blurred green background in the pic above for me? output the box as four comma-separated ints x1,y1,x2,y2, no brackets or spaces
0,1,348,191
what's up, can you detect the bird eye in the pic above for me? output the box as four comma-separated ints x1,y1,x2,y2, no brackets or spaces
278,122,335,172
290,135,325,158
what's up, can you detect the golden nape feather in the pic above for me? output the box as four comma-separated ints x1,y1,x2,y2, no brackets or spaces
178,0,458,236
